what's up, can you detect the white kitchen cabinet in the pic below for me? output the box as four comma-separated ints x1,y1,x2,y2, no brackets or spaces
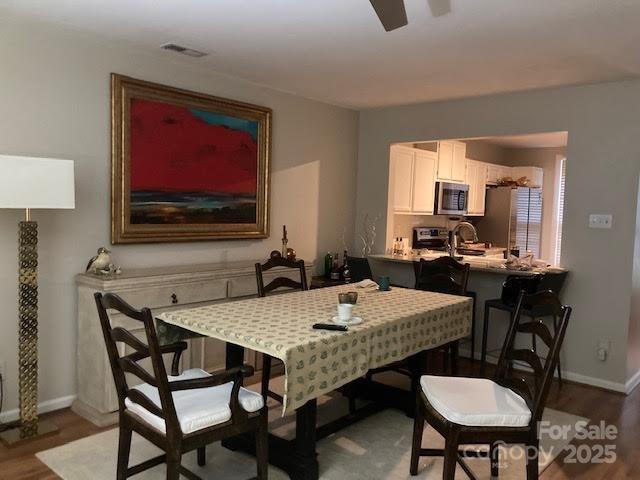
465,159,488,216
512,166,544,187
390,146,414,212
451,142,467,182
486,163,513,185
411,150,437,214
436,140,466,183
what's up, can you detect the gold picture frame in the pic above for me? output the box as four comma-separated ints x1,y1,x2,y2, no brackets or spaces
111,74,271,244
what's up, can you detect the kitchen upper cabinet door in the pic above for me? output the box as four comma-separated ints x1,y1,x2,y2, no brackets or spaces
474,162,488,215
465,160,488,216
466,160,480,215
465,159,476,213
412,150,437,214
486,163,513,184
391,146,414,212
486,164,499,184
451,142,467,182
437,141,454,181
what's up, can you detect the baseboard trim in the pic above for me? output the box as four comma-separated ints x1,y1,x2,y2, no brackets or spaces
625,369,640,394
459,347,628,394
0,395,76,423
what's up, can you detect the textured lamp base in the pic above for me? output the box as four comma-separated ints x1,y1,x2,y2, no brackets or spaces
0,419,58,447
0,219,59,447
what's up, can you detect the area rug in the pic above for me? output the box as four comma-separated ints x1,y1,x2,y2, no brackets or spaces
37,392,586,480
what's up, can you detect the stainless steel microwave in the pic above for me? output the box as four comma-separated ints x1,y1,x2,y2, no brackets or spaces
434,182,469,215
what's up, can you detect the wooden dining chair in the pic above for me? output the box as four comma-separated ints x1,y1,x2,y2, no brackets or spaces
410,290,571,480
345,255,373,282
95,292,268,480
255,251,308,403
365,256,470,410
415,256,471,376
481,271,568,381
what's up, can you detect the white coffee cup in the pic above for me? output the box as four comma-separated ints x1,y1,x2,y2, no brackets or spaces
337,303,354,321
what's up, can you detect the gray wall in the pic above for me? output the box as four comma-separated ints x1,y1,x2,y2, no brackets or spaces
357,80,640,389
0,19,358,414
464,140,509,165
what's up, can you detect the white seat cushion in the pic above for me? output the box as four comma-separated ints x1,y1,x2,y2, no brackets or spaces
420,375,531,427
125,368,264,434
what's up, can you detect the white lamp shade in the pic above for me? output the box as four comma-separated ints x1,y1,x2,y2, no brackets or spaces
0,155,75,209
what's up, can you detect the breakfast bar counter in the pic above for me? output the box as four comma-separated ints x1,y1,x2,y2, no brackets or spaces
368,253,568,363
369,253,555,275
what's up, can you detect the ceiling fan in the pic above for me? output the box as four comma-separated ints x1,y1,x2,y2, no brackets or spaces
369,0,451,32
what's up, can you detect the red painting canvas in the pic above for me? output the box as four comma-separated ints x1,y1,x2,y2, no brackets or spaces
130,98,259,225
111,74,271,243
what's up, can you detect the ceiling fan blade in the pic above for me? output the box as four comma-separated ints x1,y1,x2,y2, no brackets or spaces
369,0,408,32
427,0,451,17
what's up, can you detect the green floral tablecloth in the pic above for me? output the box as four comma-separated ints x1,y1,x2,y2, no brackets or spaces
158,285,472,414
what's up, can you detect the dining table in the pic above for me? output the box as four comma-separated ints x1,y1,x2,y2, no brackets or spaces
157,283,473,480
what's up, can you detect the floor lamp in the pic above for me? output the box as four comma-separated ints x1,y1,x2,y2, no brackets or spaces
0,155,75,446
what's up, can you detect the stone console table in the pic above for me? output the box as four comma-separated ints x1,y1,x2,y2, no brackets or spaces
72,260,314,426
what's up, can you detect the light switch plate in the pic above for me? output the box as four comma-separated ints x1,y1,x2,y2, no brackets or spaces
589,214,612,229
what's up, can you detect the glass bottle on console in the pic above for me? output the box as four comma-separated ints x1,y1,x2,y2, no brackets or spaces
324,252,333,279
330,252,341,280
341,250,351,283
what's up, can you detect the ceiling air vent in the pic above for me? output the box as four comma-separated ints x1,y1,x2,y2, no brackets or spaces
160,43,208,58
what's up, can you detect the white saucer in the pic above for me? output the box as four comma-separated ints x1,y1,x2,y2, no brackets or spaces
332,316,363,326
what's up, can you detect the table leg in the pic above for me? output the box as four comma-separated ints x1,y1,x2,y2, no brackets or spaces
226,342,245,370
407,350,427,417
291,399,319,480
480,304,491,377
222,342,320,480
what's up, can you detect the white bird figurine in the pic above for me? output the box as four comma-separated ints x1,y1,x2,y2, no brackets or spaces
86,247,117,275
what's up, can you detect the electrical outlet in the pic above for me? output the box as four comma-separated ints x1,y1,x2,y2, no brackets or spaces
597,339,611,361
589,214,613,229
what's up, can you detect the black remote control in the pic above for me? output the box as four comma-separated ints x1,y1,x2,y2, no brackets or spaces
312,323,348,331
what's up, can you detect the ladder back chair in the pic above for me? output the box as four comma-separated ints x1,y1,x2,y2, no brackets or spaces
345,255,373,282
255,251,308,403
365,256,470,408
415,256,472,376
95,292,268,480
481,270,568,381
410,290,571,480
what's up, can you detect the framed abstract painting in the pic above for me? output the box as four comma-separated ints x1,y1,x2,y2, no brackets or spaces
111,74,271,243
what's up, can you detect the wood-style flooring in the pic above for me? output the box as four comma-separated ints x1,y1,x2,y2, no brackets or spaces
1,359,638,479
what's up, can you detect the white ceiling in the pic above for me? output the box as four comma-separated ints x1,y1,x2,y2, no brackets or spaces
3,0,640,108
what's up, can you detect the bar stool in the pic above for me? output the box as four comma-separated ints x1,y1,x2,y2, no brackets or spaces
480,271,568,381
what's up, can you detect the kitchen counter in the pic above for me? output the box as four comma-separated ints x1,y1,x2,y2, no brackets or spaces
369,253,564,276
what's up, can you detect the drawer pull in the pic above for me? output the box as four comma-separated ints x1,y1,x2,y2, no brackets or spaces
171,293,178,304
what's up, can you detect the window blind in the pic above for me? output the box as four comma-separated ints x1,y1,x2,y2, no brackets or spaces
527,188,543,259
554,158,566,265
514,187,542,258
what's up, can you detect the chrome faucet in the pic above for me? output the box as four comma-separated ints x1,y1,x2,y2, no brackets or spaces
449,221,479,257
